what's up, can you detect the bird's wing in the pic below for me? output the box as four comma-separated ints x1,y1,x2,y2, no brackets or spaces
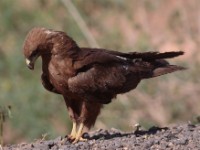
68,48,136,104
68,63,130,103
79,48,184,60
73,48,131,72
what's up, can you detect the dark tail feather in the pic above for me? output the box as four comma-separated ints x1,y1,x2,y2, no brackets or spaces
151,65,186,78
132,51,185,78
127,51,184,61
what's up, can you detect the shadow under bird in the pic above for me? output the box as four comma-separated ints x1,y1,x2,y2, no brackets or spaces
23,27,185,143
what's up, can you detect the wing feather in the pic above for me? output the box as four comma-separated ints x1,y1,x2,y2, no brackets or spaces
73,48,130,72
68,63,128,104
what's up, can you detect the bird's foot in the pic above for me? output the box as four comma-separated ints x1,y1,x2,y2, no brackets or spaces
67,122,87,144
72,137,87,144
67,134,76,142
67,122,77,142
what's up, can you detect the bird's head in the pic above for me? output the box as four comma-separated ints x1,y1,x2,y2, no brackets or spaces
23,27,54,70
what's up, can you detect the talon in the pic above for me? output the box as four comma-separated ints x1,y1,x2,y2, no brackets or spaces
67,135,76,141
72,139,78,144
72,137,87,144
80,137,87,142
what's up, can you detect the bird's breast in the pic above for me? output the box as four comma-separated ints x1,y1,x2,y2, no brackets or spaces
48,61,75,93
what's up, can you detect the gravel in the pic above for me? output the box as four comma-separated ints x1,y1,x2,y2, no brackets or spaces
4,123,200,150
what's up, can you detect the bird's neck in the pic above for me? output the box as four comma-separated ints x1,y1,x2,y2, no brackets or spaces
51,35,80,58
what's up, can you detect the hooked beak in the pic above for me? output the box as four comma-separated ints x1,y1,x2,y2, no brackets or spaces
26,59,34,70
26,55,39,70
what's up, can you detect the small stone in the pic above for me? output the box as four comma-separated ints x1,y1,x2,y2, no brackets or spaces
168,142,174,147
160,143,167,149
176,138,188,145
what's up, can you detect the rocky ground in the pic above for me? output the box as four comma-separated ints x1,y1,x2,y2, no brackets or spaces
3,123,200,150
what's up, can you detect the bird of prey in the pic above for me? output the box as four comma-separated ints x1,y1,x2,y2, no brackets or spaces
23,27,184,143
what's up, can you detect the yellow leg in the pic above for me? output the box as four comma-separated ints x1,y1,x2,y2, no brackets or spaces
72,123,87,144
68,122,77,140
71,122,77,137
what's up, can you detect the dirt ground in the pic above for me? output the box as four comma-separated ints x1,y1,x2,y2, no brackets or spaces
3,123,200,150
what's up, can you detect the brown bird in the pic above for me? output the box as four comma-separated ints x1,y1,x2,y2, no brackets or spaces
23,27,184,143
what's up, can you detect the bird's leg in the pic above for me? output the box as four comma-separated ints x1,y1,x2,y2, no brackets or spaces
72,123,87,143
68,122,77,140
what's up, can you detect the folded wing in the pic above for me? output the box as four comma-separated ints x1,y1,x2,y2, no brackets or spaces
68,48,184,104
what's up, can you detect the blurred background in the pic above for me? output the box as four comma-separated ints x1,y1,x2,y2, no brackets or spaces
0,0,199,144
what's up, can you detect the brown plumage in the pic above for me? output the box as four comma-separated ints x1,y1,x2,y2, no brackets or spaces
23,27,184,143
